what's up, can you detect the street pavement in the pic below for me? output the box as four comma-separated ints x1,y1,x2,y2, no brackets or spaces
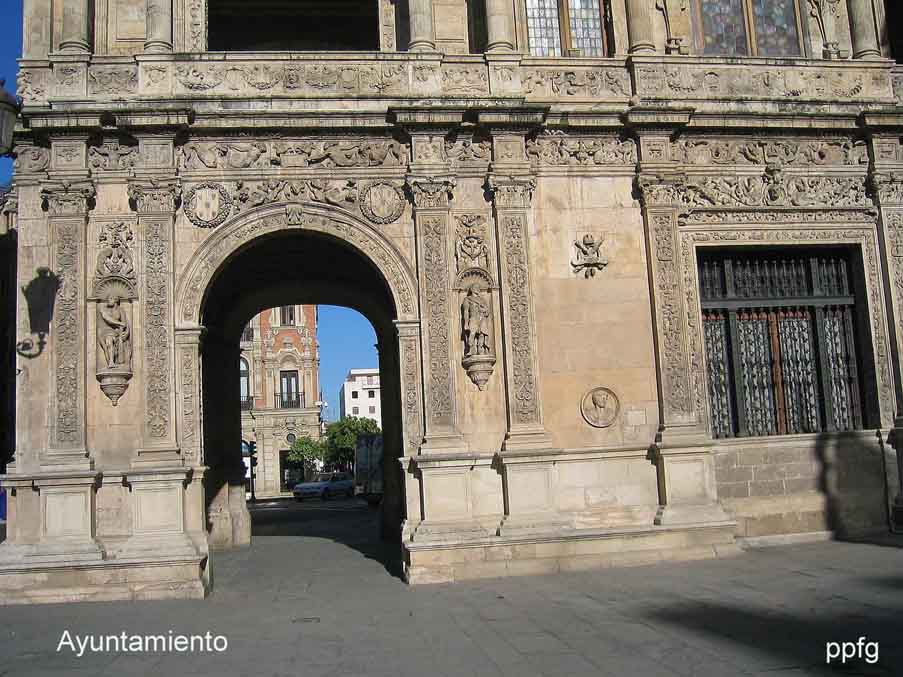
1,498,902,676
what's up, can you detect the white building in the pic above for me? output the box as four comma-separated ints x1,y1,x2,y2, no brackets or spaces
339,368,381,428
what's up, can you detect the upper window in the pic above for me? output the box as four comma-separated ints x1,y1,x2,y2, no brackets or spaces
208,0,380,51
239,358,250,399
280,306,295,326
526,0,607,57
696,0,803,57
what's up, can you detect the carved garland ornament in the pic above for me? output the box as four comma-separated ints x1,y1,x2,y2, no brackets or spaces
184,182,233,229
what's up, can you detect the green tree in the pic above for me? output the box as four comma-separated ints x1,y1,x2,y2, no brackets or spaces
287,435,326,473
323,416,381,469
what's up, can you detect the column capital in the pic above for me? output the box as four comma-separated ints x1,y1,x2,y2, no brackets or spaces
40,180,95,216
406,175,456,209
128,177,181,213
487,175,535,210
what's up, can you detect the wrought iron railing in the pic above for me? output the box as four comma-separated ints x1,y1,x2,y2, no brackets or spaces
240,395,254,411
275,392,304,409
240,326,254,342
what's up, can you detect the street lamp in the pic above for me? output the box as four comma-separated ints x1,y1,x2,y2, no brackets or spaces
0,78,19,157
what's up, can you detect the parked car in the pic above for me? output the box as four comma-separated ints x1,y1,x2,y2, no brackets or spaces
293,473,354,501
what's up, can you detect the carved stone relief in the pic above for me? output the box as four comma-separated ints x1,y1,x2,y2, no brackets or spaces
89,141,139,172
144,219,172,439
15,146,50,174
581,387,620,428
95,296,134,406
522,68,630,98
527,136,637,166
359,182,406,225
454,214,497,390
572,234,608,278
88,66,139,95
184,182,234,229
445,136,491,165
672,138,868,166
421,215,454,424
235,179,358,214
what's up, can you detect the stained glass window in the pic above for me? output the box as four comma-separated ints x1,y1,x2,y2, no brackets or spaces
697,0,802,57
567,0,605,56
699,0,749,56
526,0,563,56
751,0,801,56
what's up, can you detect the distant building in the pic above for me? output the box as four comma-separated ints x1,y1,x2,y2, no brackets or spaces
339,368,381,428
240,305,322,498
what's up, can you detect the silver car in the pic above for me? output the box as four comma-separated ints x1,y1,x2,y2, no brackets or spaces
293,473,355,501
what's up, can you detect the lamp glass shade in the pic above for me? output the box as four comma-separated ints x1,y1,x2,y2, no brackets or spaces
0,101,15,156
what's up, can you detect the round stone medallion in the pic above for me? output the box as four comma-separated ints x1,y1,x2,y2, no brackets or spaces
359,181,405,224
184,182,233,229
580,387,620,428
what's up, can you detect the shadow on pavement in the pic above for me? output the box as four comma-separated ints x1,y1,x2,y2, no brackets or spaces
644,600,902,676
248,497,404,581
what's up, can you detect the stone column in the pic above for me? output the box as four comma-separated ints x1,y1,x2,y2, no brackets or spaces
488,175,552,452
625,0,655,54
145,0,174,53
408,0,436,51
865,118,903,527
128,177,182,467
407,172,465,451
485,0,515,52
60,0,91,53
41,180,95,470
23,0,53,59
847,0,881,59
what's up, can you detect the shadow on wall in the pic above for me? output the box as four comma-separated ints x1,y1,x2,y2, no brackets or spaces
248,498,403,580
16,266,60,359
812,430,894,541
643,599,903,673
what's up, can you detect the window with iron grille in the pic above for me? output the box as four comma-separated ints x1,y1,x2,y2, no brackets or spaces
698,247,876,439
280,305,295,326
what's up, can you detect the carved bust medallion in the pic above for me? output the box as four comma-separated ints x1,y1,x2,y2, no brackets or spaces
581,387,620,428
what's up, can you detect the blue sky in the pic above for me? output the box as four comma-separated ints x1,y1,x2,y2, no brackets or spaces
0,3,379,423
0,1,22,184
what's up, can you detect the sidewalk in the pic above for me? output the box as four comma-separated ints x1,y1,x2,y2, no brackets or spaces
1,501,901,676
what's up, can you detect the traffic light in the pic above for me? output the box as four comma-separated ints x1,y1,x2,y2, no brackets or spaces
248,440,258,467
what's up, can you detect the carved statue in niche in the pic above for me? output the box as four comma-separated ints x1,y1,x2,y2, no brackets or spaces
98,296,132,370
460,282,496,391
462,285,491,358
92,222,138,406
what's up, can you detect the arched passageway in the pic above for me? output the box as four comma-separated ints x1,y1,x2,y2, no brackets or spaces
198,226,406,551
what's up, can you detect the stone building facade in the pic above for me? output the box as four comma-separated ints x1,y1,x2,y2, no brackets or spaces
1,0,902,603
240,305,322,499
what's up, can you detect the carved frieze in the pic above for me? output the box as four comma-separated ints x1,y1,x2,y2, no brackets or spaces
89,141,139,172
16,68,47,101
527,136,637,167
522,68,630,99
236,179,359,213
639,168,869,209
441,67,489,95
144,219,172,439
178,142,270,170
870,173,903,206
271,139,407,168
15,146,50,174
445,136,491,165
635,64,891,100
88,66,139,96
673,138,868,166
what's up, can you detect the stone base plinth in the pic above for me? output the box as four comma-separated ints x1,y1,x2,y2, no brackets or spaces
404,522,740,584
0,554,207,605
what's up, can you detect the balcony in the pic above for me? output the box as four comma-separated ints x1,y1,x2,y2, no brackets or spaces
275,392,305,409
240,326,254,343
240,395,255,411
